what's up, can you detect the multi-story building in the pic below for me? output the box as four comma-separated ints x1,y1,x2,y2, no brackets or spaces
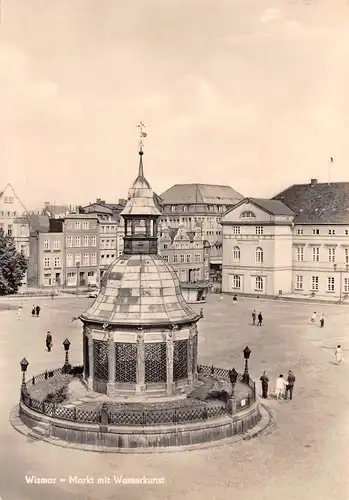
80,201,124,279
0,184,30,283
27,218,64,287
63,214,100,287
221,179,349,301
159,183,244,276
158,224,210,302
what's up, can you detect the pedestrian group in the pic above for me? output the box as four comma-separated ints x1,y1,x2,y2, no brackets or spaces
260,370,296,400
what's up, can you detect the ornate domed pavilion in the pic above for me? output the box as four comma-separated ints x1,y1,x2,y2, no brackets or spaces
80,131,201,397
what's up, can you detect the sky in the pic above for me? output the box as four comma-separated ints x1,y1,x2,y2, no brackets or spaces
1,0,349,209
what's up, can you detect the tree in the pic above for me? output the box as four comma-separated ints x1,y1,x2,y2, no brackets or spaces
0,233,28,295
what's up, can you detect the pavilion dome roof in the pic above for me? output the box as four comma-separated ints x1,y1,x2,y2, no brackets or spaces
80,253,200,327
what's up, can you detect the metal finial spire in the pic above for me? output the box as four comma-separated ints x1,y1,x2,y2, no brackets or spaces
137,121,147,152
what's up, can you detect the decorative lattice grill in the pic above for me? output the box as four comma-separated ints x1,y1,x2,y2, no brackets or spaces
192,335,198,373
173,340,188,381
145,343,167,383
115,343,137,383
83,335,90,379
93,340,109,381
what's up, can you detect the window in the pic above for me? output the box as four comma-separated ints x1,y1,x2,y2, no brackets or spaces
240,211,256,219
83,221,89,230
173,255,178,264
297,247,304,262
7,225,12,236
256,247,263,264
345,248,349,264
312,247,320,262
54,257,61,267
195,254,201,262
295,276,303,290
327,276,335,292
118,251,123,257
66,236,73,247
75,236,81,247
328,247,336,263
255,276,264,290
91,236,96,247
171,206,176,212
75,222,81,230
163,244,168,249
345,230,349,236
344,278,349,293
312,229,320,235
44,239,49,250
75,253,81,265
83,236,89,247
255,226,263,235
83,253,89,266
44,257,50,268
186,254,191,263
233,246,240,261
20,225,28,236
162,255,169,262
54,239,60,250
180,254,185,263
66,254,73,266
328,229,335,235
232,275,241,289
67,272,76,285
91,253,97,266
297,229,303,235
311,276,319,291
87,271,95,277
232,226,241,235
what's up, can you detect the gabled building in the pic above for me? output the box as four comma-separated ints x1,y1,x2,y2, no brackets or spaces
158,224,210,302
42,202,74,219
159,183,244,275
222,180,349,301
0,184,30,284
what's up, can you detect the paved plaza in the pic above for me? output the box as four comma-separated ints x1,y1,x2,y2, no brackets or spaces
1,294,349,500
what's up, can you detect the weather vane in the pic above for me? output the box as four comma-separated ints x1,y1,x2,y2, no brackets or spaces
137,121,147,151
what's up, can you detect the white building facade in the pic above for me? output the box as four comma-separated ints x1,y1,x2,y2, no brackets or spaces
222,181,349,301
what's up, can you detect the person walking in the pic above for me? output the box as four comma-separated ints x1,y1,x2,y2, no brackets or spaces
35,304,41,318
16,306,22,320
233,295,237,304
335,345,343,364
46,331,53,352
31,305,36,317
252,310,256,326
310,312,317,323
257,312,263,326
285,370,296,400
275,374,287,400
260,371,269,399
200,308,204,319
320,313,325,328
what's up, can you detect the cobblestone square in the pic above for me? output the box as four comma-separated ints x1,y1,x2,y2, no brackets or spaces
1,295,349,500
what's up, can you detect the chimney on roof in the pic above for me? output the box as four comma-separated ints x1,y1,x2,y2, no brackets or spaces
310,178,318,186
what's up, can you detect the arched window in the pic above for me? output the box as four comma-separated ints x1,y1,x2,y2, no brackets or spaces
233,246,240,261
256,247,263,264
232,275,241,289
240,210,256,219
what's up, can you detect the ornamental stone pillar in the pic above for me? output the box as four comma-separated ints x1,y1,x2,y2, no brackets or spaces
136,328,146,394
107,331,116,396
188,325,194,386
87,329,94,391
166,326,176,396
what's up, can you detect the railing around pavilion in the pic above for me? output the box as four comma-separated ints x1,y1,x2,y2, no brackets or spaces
20,365,256,426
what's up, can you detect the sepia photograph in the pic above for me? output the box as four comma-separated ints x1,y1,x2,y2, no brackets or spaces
1,1,349,499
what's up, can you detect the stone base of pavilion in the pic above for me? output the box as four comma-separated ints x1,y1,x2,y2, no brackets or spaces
12,365,265,452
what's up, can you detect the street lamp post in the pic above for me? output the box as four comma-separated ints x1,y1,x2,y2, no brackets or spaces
62,338,71,374
242,346,251,384
20,357,29,392
76,261,80,296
